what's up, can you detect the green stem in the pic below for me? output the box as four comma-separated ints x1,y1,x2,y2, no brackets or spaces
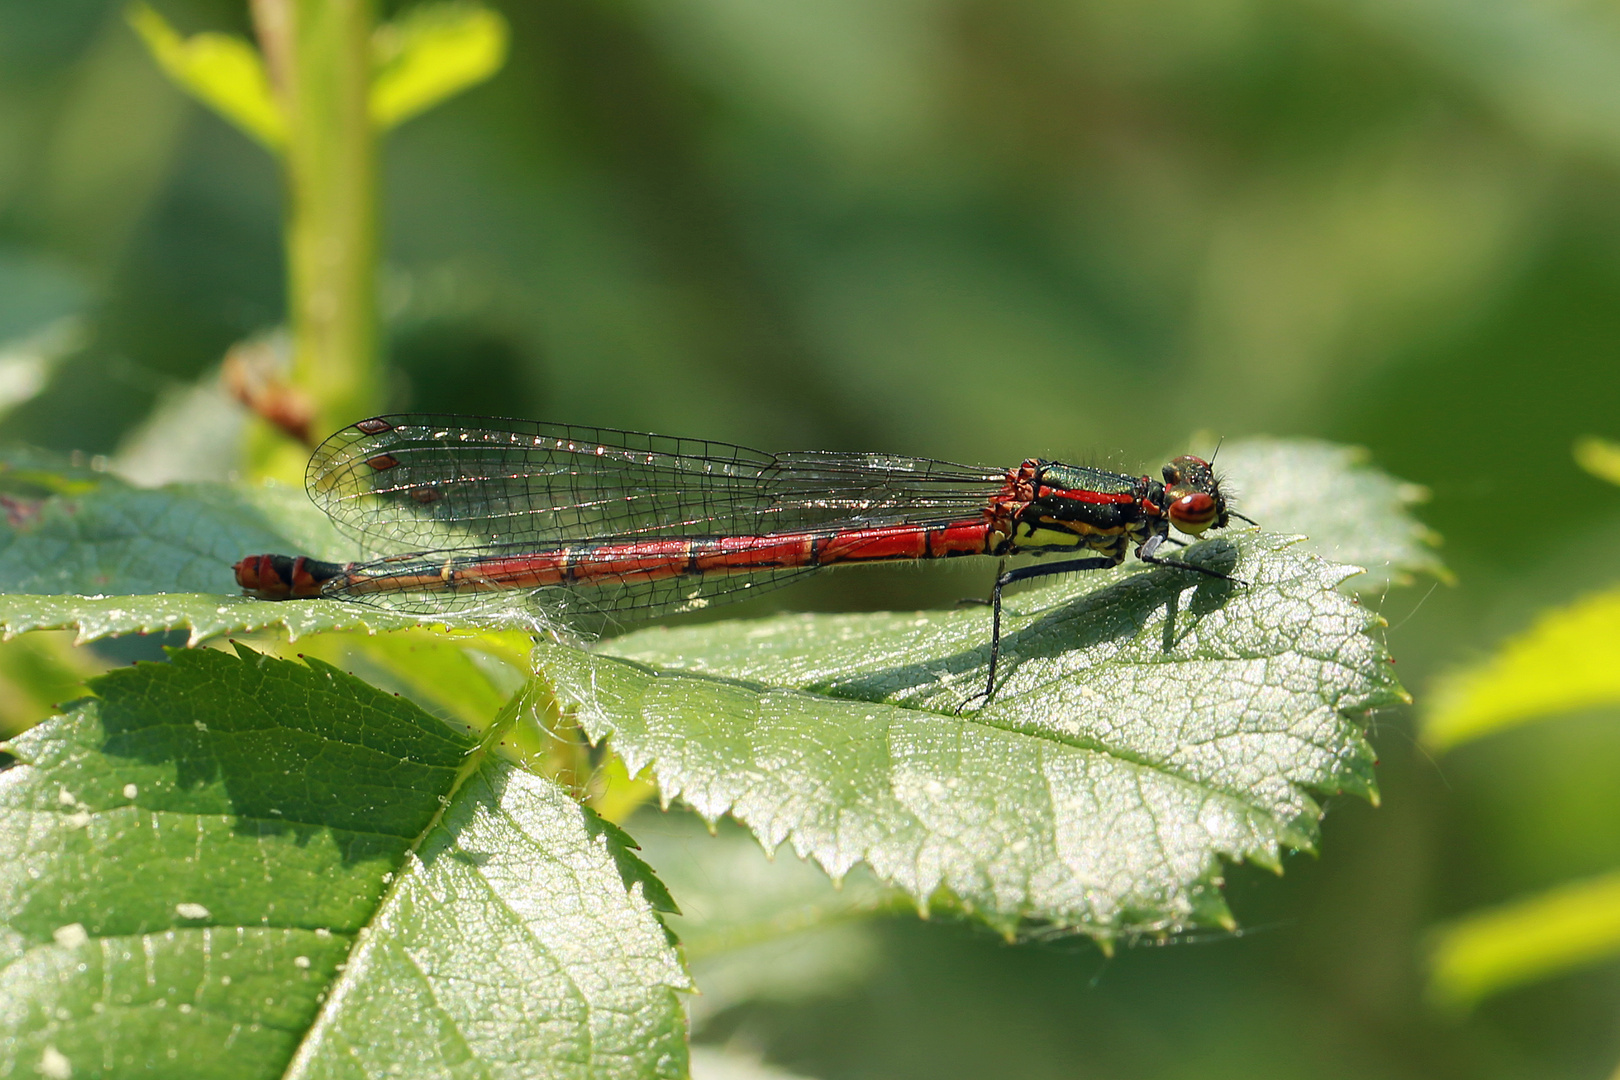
253,0,379,436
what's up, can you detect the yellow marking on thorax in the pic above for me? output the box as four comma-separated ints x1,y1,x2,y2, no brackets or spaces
1014,522,1081,550
1013,519,1128,553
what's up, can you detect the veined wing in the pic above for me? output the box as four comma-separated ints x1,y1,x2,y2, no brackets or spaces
308,414,1006,556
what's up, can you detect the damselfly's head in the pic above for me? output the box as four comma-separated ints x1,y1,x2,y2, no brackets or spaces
1161,455,1230,536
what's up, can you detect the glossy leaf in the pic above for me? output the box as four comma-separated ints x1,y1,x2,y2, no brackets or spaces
547,532,1401,940
1216,437,1447,593
1423,586,1620,751
0,646,688,1079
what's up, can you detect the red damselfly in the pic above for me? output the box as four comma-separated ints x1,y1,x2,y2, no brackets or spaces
235,415,1250,703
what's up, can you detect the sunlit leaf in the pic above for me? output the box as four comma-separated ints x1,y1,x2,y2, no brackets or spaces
0,464,341,598
0,593,419,645
1217,437,1447,594
1575,435,1620,487
291,627,532,729
1423,586,1620,751
127,3,284,150
0,646,689,1078
371,2,509,130
0,632,107,739
545,532,1400,941
1426,870,1620,1010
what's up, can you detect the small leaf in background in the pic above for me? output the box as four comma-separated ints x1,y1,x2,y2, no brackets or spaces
292,627,532,731
1575,435,1620,487
690,1046,823,1080
634,811,896,1026
0,646,689,1079
1426,870,1620,1011
552,532,1400,941
1215,437,1447,593
0,318,85,422
0,632,107,739
371,2,509,130
1417,437,1620,1008
637,811,895,958
111,370,248,486
126,4,284,150
1422,586,1620,751
0,249,88,425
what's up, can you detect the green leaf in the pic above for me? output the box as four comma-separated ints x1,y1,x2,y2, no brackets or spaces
1575,435,1620,487
0,467,437,641
293,628,534,731
1216,437,1447,593
1423,586,1620,751
0,318,86,422
0,468,525,642
0,473,340,596
635,811,896,961
689,1046,821,1080
0,593,421,645
0,633,108,739
545,531,1401,941
636,811,895,1025
127,3,285,150
0,646,689,1078
371,2,509,130
1426,870,1620,1010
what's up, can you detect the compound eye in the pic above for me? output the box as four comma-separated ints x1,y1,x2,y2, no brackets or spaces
1169,491,1218,533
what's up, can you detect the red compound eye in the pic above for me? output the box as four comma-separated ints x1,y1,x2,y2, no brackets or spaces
1169,491,1218,532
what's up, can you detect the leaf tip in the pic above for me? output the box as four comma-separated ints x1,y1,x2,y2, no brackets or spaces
1246,847,1284,875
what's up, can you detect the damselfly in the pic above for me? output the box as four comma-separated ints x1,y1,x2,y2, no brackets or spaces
235,415,1249,703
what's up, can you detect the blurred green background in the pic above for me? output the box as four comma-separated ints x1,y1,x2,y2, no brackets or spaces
5,0,1620,1076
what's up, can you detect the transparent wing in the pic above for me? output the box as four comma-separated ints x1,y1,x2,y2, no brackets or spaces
306,415,1009,632
308,414,1005,554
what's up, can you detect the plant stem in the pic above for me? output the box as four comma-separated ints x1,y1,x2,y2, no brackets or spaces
252,0,379,436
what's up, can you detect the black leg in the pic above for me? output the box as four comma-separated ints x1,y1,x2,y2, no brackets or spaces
957,555,1117,712
1137,531,1241,583
1139,552,1242,583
